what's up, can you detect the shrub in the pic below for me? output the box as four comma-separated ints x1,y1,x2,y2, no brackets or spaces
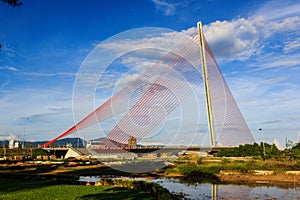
97,179,173,199
32,148,49,158
216,143,280,159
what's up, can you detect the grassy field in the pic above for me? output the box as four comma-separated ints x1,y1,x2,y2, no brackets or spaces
170,156,300,173
0,178,155,200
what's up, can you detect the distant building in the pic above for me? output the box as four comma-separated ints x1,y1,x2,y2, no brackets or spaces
7,140,20,149
9,140,14,149
128,136,137,149
14,141,20,148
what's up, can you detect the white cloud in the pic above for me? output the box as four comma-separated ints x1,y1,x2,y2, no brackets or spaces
226,74,300,143
21,71,76,78
252,0,300,21
204,17,264,61
0,80,11,90
251,53,300,71
22,72,56,77
151,0,176,16
284,38,300,52
99,28,200,70
0,134,22,141
0,65,18,71
0,43,15,58
203,15,300,61
89,27,201,98
101,31,191,55
114,73,141,92
0,88,74,141
270,16,300,32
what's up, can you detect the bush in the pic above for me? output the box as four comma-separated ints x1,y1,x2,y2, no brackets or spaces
32,148,49,158
98,179,173,199
216,143,280,159
178,164,220,183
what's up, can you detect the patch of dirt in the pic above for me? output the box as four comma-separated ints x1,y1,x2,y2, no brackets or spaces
218,173,300,185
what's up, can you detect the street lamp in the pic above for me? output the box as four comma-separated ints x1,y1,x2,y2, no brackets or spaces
259,128,265,158
22,117,30,148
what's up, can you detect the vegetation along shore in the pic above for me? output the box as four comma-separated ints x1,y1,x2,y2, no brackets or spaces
0,142,299,199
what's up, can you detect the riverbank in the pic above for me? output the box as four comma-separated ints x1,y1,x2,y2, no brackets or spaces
161,156,300,185
1,157,299,185
0,162,173,199
0,177,157,200
218,172,300,185
1,158,300,199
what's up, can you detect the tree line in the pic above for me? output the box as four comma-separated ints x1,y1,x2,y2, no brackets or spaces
217,142,300,160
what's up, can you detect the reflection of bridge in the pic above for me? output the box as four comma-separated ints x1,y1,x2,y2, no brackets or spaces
42,22,255,150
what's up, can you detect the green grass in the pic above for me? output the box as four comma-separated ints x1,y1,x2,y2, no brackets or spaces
0,178,155,200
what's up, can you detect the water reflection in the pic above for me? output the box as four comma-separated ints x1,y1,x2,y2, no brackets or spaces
78,176,101,183
78,176,300,199
152,178,300,200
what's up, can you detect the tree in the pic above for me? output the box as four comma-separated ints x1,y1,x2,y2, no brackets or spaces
216,143,279,159
290,142,300,160
32,148,49,158
3,144,7,157
0,0,22,49
0,0,22,7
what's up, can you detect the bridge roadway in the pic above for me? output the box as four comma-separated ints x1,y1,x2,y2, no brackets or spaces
43,146,233,154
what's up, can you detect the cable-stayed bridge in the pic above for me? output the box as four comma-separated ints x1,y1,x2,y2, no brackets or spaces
42,22,255,154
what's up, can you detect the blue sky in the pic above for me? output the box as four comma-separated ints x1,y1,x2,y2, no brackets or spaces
0,0,300,146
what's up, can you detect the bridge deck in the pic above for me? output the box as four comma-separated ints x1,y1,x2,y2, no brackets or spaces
43,146,233,154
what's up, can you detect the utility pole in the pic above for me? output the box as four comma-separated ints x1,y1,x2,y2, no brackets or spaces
22,117,30,148
259,128,265,157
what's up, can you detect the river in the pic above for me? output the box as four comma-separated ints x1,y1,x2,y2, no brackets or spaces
78,176,300,199
152,178,300,199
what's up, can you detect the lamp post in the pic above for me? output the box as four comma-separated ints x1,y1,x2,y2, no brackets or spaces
22,117,30,148
259,128,265,158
